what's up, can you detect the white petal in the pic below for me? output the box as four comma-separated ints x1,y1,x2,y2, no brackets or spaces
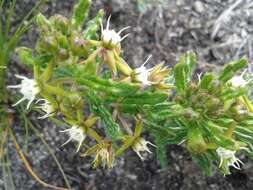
117,26,130,35
15,74,27,80
60,128,73,133
26,96,35,110
76,136,84,153
7,84,22,89
12,97,26,107
61,137,72,147
136,151,144,160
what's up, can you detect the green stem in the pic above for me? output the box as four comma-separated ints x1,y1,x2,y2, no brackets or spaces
0,55,8,105
0,67,7,105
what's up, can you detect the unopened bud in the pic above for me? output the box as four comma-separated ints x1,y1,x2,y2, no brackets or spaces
37,36,58,53
50,14,69,34
187,127,207,154
70,33,90,56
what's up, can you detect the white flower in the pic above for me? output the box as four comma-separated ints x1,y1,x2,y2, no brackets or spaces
134,55,153,85
216,147,243,170
101,15,130,47
132,137,156,160
93,147,113,168
61,125,86,152
197,72,202,84
229,69,253,87
36,99,55,119
7,75,40,109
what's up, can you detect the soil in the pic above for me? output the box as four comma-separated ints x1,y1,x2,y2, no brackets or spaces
1,0,253,190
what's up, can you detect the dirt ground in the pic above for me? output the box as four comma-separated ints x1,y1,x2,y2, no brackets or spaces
2,0,253,189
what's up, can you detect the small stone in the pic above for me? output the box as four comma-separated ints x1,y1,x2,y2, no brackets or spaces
194,1,205,13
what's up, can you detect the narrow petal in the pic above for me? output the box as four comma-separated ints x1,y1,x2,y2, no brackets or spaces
219,158,223,168
76,136,84,153
61,137,72,147
231,163,241,170
106,15,111,30
117,26,130,34
147,141,157,147
38,113,52,120
12,97,26,107
136,151,144,160
15,74,27,79
60,128,73,133
7,84,22,89
120,33,130,42
26,96,35,110
141,55,152,67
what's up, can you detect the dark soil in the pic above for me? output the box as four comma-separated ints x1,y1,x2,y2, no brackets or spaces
1,0,253,190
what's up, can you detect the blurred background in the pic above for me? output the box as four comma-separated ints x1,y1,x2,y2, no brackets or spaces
2,0,253,189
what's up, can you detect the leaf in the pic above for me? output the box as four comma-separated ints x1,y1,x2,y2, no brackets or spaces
220,87,247,100
173,63,187,93
119,92,168,105
76,75,140,97
84,9,104,40
200,73,214,90
87,91,122,140
72,0,91,30
219,58,247,83
173,52,196,93
185,51,197,78
16,47,35,66
155,137,169,168
192,154,213,176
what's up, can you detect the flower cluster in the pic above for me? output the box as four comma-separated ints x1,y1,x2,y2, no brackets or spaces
216,147,243,170
9,0,253,176
7,75,40,109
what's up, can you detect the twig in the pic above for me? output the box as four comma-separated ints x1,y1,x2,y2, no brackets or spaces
212,0,243,38
8,116,71,190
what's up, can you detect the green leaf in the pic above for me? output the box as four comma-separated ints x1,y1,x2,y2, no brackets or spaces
173,52,197,93
192,153,213,176
200,73,214,90
72,0,91,30
87,91,122,141
120,92,168,105
16,47,35,67
76,75,140,97
155,137,169,168
220,87,247,100
84,9,104,40
219,58,247,83
173,63,187,93
185,51,197,78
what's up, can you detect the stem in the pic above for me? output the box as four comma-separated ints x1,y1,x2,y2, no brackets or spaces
225,122,236,138
27,120,72,189
242,95,253,112
44,83,65,97
0,61,7,105
9,128,71,190
87,128,102,142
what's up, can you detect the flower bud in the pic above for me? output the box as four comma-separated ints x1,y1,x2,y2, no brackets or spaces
50,14,69,34
67,93,84,110
57,48,69,61
148,63,170,84
59,93,83,117
36,13,51,33
57,34,69,49
37,36,58,53
70,33,90,56
187,127,207,154
116,58,132,76
230,103,248,121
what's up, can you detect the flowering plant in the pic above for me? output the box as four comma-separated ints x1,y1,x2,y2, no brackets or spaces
8,0,253,177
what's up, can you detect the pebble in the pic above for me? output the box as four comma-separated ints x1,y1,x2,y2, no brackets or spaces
194,1,205,13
